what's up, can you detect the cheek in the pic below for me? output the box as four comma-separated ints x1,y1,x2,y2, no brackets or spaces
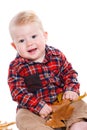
16,45,25,53
39,37,46,46
39,43,45,52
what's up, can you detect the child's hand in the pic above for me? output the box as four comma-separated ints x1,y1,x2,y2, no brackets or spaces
39,104,52,118
63,91,79,101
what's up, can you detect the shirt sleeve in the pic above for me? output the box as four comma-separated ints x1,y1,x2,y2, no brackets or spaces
59,51,80,94
8,63,46,114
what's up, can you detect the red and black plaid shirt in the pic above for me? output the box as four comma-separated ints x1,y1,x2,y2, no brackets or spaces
8,45,80,114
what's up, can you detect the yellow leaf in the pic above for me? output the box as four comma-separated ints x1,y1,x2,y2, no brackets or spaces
57,92,63,102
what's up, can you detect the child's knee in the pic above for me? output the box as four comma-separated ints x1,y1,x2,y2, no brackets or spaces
70,121,87,130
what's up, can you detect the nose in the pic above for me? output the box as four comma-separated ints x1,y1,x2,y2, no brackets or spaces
26,39,33,46
27,41,32,46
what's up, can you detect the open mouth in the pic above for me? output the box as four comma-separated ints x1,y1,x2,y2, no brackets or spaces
28,48,37,53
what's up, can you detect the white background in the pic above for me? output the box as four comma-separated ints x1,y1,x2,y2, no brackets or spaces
0,0,87,129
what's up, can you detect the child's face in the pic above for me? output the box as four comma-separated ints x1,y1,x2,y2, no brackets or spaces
11,22,47,62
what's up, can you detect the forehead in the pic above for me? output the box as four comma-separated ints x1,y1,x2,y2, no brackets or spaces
13,22,40,30
11,23,43,38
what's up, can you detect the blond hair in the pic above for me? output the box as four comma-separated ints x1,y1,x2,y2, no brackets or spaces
9,10,44,38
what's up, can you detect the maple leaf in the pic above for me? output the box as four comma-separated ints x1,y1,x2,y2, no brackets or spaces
46,92,87,128
46,100,74,128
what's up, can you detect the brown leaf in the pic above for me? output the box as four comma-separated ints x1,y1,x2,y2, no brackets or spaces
46,100,74,128
46,92,87,128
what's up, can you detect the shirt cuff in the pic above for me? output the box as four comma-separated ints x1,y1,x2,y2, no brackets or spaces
34,100,46,114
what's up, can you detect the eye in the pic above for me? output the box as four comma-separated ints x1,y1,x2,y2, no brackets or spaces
19,39,25,43
32,35,37,39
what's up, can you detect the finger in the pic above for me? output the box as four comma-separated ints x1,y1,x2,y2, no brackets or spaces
41,114,46,118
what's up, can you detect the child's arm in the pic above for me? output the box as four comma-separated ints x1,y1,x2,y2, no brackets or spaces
39,104,52,118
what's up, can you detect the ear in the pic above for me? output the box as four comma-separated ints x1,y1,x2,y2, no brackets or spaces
11,42,16,50
44,32,48,39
